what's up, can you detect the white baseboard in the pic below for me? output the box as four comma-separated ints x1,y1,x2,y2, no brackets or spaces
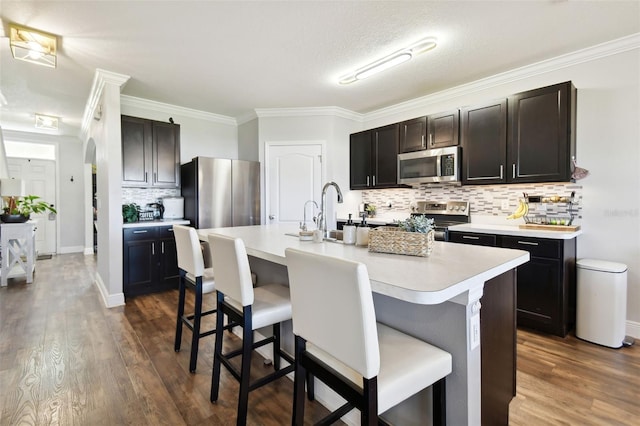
626,320,640,339
95,273,125,308
58,245,86,254
83,247,95,255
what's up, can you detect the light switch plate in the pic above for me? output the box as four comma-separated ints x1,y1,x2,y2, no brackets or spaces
501,200,510,210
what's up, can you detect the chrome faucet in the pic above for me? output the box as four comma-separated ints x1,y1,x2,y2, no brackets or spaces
300,200,318,231
317,181,344,239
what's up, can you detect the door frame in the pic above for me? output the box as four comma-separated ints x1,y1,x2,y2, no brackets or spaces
264,140,326,225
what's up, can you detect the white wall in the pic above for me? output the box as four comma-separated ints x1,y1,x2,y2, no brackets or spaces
238,118,259,161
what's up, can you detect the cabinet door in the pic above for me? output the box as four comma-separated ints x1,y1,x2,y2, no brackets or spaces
428,109,459,149
515,257,562,334
349,130,372,189
508,82,573,183
152,121,180,188
461,99,507,185
123,238,156,297
372,124,399,188
157,226,179,288
399,116,427,153
122,116,152,187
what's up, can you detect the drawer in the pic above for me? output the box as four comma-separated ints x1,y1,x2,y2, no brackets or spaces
448,232,497,247
157,226,176,239
500,236,560,258
124,227,157,241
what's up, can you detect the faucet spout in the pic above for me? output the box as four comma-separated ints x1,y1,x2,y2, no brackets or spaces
301,200,319,231
318,181,343,239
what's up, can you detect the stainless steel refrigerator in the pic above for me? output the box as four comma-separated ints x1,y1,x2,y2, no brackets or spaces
180,157,260,228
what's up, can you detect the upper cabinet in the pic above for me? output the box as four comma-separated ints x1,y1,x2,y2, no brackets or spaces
461,81,576,185
508,82,576,183
399,109,459,153
122,115,181,188
350,124,401,190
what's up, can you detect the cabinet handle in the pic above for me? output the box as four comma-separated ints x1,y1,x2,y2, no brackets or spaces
366,176,370,186
421,135,425,148
372,175,376,186
133,230,148,234
161,241,165,253
512,164,516,179
429,133,434,147
145,172,148,183
518,241,539,246
500,165,504,180
463,235,480,240
152,242,155,255
154,172,157,183
167,228,173,232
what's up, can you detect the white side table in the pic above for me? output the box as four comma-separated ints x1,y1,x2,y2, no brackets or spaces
1,222,36,287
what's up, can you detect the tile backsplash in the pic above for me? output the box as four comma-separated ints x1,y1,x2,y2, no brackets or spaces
363,183,583,220
122,188,181,208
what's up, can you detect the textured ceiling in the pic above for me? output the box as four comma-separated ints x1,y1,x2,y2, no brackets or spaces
0,1,639,137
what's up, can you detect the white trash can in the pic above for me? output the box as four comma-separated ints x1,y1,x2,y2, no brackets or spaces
576,259,628,348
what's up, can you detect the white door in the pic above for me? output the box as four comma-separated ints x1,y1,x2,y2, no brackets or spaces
7,158,57,254
266,143,323,227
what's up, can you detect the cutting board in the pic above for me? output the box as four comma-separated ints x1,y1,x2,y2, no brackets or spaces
519,224,581,232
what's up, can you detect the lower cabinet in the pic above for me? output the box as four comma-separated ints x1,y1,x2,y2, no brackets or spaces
123,225,179,297
449,231,577,337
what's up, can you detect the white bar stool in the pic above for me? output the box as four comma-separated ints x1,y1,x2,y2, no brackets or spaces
208,233,295,426
285,248,452,425
173,224,217,373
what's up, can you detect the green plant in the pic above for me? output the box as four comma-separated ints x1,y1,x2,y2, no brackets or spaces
122,203,139,223
395,215,435,233
3,195,57,216
365,204,377,216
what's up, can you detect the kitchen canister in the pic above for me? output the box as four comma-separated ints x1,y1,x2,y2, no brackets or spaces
343,213,356,245
356,213,370,247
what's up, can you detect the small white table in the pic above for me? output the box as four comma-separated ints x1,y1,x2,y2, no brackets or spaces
1,222,36,286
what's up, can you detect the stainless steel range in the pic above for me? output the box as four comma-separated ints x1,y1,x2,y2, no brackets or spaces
411,200,470,241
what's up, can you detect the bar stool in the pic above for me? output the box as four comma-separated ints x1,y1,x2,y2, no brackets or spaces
173,224,217,373
208,233,295,426
285,248,453,425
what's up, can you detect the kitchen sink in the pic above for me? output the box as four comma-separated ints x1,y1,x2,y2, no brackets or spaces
284,230,343,243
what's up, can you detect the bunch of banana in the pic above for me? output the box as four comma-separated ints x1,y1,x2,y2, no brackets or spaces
507,200,528,220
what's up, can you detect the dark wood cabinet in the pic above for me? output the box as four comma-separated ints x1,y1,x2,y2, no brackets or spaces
449,231,577,337
508,81,576,183
461,81,575,185
123,225,179,297
121,115,180,188
399,110,459,153
349,124,401,189
460,99,508,185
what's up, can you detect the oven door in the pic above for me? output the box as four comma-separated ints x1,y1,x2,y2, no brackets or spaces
398,146,460,184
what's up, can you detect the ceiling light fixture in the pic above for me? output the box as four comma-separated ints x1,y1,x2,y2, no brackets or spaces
9,24,57,68
339,36,438,85
35,114,59,130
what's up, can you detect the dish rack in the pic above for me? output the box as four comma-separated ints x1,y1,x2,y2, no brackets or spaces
521,191,578,229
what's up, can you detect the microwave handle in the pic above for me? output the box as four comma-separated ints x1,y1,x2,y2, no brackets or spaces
436,154,442,177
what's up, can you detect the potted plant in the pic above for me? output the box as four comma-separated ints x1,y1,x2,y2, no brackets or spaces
365,204,377,218
1,194,57,223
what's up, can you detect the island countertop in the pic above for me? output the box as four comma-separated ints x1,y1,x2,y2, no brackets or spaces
198,224,529,305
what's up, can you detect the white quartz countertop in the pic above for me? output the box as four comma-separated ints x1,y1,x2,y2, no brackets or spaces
123,219,190,229
448,223,582,240
198,224,529,305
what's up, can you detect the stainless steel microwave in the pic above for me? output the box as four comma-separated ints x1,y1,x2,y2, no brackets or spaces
397,146,460,184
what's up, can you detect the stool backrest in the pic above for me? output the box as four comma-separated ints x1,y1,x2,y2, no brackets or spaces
173,225,205,277
208,233,254,306
285,248,380,379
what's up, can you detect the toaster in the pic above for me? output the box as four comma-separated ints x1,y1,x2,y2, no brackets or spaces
162,197,184,219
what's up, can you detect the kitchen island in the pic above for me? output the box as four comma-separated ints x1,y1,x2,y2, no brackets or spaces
197,224,529,425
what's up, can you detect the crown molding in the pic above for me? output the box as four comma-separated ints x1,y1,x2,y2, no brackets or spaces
80,69,130,141
120,96,237,126
255,106,363,122
364,32,640,122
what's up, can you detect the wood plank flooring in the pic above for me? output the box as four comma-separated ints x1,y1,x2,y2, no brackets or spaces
1,253,638,425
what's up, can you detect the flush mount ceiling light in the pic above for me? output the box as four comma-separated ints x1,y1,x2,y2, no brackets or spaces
339,36,438,85
9,24,57,68
35,114,59,130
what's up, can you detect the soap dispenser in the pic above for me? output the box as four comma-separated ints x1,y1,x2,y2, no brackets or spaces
356,213,370,247
343,214,356,245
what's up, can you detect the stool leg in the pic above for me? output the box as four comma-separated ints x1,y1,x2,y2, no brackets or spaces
292,336,307,426
306,371,315,401
432,378,446,426
362,377,378,426
189,277,203,373
273,323,281,370
237,306,253,426
211,292,225,402
174,272,186,352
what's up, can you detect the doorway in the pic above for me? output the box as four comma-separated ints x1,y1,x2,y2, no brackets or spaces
265,142,323,226
7,158,57,255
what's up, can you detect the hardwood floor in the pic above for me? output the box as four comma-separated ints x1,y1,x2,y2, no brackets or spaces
1,253,638,425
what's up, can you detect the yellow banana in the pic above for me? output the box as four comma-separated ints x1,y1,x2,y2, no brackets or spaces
507,200,528,220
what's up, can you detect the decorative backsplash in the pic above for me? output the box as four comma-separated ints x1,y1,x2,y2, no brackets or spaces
122,188,181,207
362,183,583,220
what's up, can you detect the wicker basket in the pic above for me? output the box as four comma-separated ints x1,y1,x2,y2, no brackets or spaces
368,227,435,257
